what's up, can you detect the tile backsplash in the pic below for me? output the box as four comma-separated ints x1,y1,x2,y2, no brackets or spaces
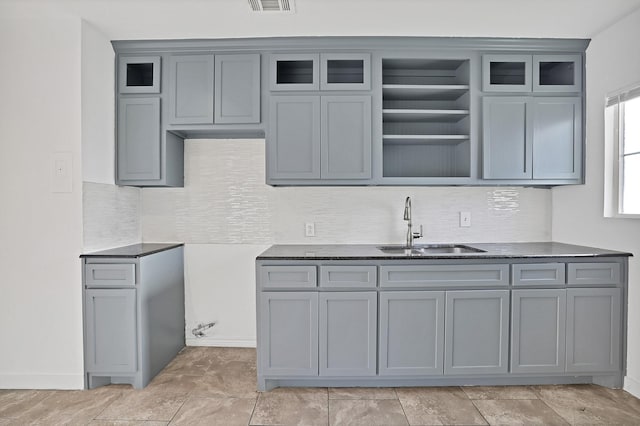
141,139,551,244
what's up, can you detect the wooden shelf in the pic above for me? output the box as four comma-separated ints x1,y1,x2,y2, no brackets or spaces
382,109,469,122
382,84,469,100
383,134,469,145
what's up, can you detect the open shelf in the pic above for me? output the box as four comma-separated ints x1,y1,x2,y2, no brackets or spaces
381,58,471,178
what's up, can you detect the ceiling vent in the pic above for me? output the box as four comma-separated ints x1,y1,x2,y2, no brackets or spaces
248,0,295,13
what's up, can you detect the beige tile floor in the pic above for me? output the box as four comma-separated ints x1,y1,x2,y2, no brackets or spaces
1,347,640,425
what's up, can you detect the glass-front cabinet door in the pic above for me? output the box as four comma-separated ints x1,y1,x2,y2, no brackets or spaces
533,54,582,92
118,56,161,94
320,53,371,90
270,53,320,91
482,54,532,92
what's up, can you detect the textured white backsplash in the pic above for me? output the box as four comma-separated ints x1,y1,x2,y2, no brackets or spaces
142,139,551,244
83,182,141,251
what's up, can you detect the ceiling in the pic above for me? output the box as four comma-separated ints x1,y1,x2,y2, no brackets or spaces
2,0,640,40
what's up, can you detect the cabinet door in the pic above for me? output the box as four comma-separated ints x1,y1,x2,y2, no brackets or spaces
260,292,318,376
379,291,444,376
482,96,532,179
511,289,566,373
118,56,161,94
214,54,260,124
268,96,321,179
270,53,319,91
444,290,509,375
482,54,532,92
321,96,372,179
566,288,621,373
85,289,137,373
319,292,377,376
168,54,214,124
533,54,582,93
320,53,371,91
117,97,161,182
532,97,582,179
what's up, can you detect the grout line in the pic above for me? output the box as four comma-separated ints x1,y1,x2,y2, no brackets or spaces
248,393,259,426
395,388,412,426
537,396,573,425
469,399,491,426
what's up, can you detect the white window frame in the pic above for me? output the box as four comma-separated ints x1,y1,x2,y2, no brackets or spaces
604,83,640,218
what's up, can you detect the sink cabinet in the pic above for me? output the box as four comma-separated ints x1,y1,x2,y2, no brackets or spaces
256,256,627,391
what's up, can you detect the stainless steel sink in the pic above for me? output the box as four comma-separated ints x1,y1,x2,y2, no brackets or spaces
377,244,486,255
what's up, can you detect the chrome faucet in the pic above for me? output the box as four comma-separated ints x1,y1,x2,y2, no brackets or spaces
404,196,423,247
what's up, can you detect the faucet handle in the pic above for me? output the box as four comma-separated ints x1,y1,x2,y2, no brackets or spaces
413,224,423,239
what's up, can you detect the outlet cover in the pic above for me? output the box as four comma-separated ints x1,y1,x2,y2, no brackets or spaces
305,222,316,237
460,211,471,227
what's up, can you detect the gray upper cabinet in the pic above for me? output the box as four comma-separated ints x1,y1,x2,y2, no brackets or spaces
168,54,214,125
214,54,261,124
319,292,377,376
321,96,372,179
532,97,582,179
117,97,161,182
268,95,321,179
320,53,371,91
379,291,445,376
533,54,582,93
482,96,531,179
119,56,161,94
483,96,581,181
444,290,509,375
511,289,566,373
566,288,621,373
482,54,532,92
85,289,137,374
270,53,320,91
260,292,319,377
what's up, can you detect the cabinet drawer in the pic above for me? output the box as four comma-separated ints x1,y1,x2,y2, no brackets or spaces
512,263,565,286
380,264,509,288
85,264,136,287
260,266,317,289
568,263,621,286
320,266,376,288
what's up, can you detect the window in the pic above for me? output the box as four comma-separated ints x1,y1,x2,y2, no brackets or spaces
604,84,640,217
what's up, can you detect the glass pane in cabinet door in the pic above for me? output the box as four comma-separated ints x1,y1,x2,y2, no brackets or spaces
490,62,526,85
126,63,154,87
327,60,364,84
539,62,575,86
277,60,314,84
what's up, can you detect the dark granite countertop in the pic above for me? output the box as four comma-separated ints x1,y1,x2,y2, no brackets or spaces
80,243,184,258
257,242,632,260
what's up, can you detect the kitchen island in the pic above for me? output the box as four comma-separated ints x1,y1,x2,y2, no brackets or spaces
255,242,631,391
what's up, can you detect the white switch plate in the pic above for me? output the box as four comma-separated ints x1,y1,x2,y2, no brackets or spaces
459,211,471,227
305,222,316,237
51,152,73,193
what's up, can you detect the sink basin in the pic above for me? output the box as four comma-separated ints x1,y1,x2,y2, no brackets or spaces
377,244,486,255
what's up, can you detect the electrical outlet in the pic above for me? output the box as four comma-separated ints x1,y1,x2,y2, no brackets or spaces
305,222,316,237
459,211,471,227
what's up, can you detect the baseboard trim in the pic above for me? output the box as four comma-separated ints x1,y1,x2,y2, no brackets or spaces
624,375,640,398
186,337,256,348
0,373,84,390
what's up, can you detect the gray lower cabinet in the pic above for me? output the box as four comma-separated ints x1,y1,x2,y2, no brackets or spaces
268,95,372,182
482,96,581,181
379,291,444,376
83,246,185,389
511,289,566,373
117,97,161,182
214,54,261,124
319,292,377,376
260,292,319,376
444,290,510,375
566,288,621,373
85,289,137,374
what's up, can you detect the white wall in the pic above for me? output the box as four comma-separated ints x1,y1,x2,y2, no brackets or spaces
0,18,85,389
552,8,640,397
142,139,551,346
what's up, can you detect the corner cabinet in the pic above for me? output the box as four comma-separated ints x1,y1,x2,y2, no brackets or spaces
482,96,582,181
256,256,627,391
267,95,371,182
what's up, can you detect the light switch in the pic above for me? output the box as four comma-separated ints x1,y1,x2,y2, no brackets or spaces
51,152,73,193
